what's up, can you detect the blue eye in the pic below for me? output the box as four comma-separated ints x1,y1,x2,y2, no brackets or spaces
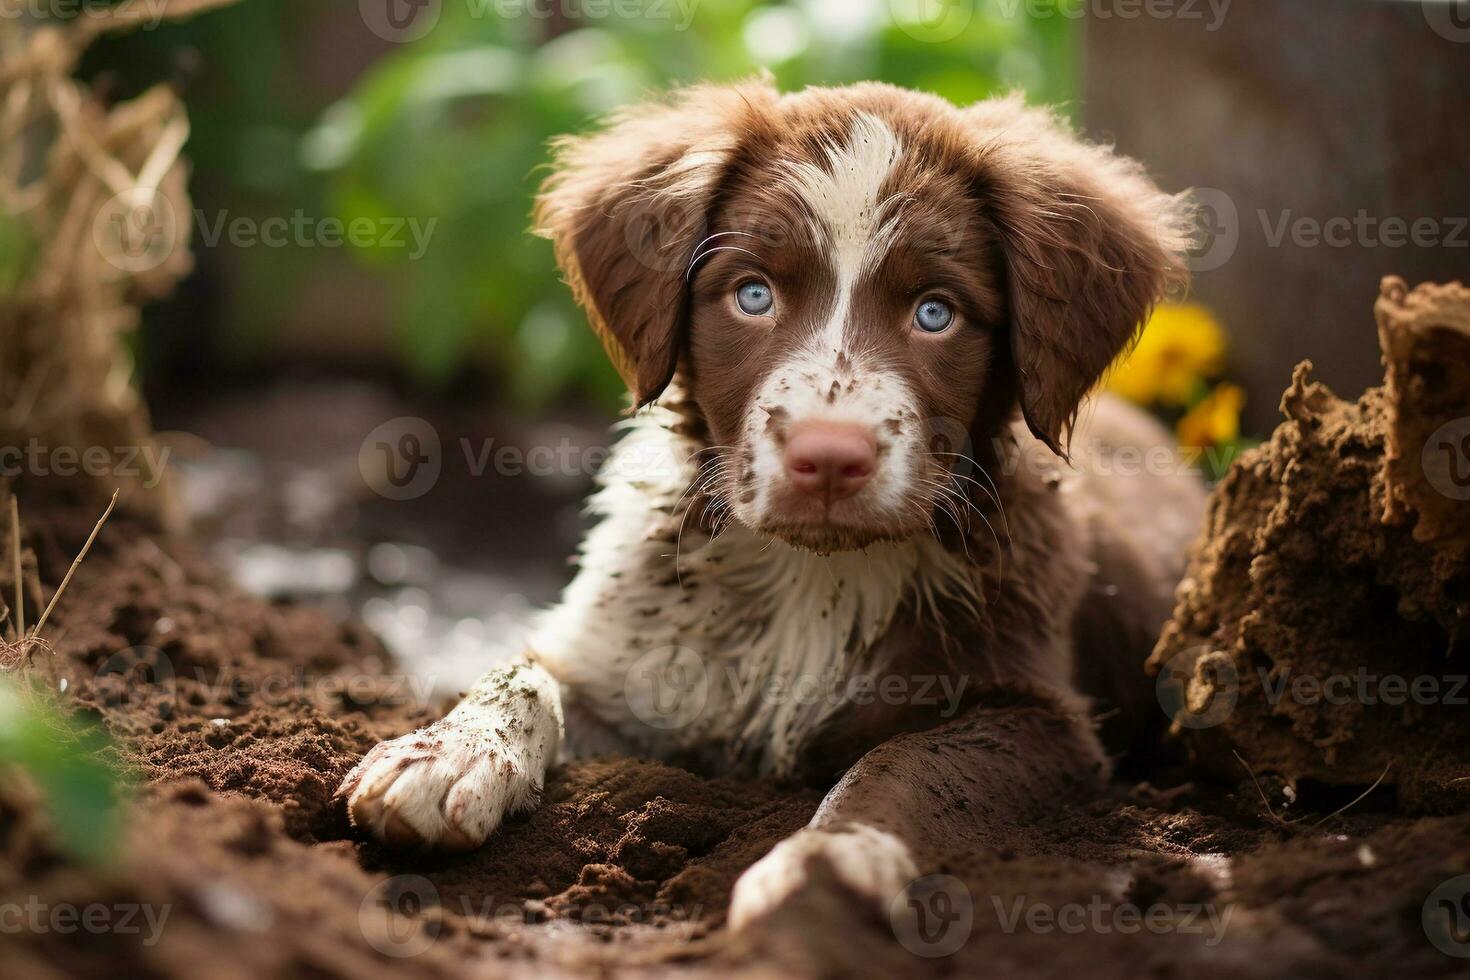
736,280,774,316
915,298,954,334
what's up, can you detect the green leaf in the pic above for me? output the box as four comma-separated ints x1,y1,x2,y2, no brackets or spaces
0,683,127,866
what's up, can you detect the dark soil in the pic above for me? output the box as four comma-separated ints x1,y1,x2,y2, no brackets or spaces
2,282,1469,976
0,495,1460,979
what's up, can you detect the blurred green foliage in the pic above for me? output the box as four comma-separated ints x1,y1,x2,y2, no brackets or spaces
0,212,34,298
0,681,126,866
88,0,1076,409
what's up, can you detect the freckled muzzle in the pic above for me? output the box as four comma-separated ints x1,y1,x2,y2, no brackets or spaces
729,352,931,550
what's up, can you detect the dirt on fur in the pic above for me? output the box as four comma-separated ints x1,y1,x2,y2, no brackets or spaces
2,285,1470,978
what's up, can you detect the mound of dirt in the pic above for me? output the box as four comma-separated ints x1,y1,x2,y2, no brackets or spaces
1148,278,1470,812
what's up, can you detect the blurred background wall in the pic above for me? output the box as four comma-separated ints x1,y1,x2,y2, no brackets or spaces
1086,0,1470,431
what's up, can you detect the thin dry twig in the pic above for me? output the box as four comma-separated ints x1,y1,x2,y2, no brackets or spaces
1233,750,1392,829
8,494,22,641
29,489,117,641
0,491,115,675
1311,765,1393,828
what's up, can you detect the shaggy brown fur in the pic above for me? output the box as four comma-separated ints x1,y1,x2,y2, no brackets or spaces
341,81,1205,930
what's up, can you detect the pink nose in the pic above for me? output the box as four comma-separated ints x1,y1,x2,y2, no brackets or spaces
783,421,877,504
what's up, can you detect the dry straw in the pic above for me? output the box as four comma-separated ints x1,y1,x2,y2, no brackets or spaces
0,0,237,530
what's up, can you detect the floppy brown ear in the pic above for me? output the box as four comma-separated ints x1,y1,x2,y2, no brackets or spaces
534,82,776,407
964,97,1195,456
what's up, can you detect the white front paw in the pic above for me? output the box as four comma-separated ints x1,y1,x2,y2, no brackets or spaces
338,722,540,849
728,824,918,930
337,665,561,850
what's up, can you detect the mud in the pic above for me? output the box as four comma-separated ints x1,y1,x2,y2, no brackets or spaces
2,284,1470,977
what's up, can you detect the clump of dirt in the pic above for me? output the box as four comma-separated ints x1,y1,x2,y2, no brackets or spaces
1147,277,1470,812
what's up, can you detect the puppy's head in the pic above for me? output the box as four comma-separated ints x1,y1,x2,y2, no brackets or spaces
537,82,1193,553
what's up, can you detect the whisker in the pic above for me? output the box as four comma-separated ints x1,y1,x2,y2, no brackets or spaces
918,475,1003,593
686,245,762,282
927,451,1011,542
689,230,754,256
671,450,735,586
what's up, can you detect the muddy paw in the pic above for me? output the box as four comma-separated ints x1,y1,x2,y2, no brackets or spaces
728,824,918,930
337,720,544,850
339,663,562,850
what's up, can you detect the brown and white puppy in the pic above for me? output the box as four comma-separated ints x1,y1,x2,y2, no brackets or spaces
336,81,1205,927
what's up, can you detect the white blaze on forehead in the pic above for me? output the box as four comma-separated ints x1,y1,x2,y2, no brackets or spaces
782,113,906,341
734,114,923,529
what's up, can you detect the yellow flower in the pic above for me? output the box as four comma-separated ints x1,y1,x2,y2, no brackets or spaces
1177,383,1245,449
1108,304,1227,407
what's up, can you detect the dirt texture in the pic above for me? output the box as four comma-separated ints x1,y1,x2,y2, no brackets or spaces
1,284,1469,977
1147,278,1470,812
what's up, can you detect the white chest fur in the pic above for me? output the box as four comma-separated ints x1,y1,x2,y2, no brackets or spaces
528,406,978,776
